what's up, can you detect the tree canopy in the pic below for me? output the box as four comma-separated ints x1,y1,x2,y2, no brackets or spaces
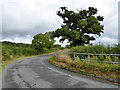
32,33,55,51
52,7,104,47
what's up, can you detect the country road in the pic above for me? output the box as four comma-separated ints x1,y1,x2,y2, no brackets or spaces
2,55,119,88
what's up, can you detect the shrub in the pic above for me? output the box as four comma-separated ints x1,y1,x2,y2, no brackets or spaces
98,55,104,61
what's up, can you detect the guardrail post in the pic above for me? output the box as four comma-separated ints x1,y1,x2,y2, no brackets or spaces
114,55,116,62
88,54,90,61
88,54,90,65
74,53,76,60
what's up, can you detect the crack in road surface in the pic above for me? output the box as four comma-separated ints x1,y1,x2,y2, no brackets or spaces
2,55,119,88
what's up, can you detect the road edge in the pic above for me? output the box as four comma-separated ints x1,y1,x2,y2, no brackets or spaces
48,56,120,87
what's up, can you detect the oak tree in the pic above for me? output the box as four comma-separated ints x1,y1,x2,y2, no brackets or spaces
52,7,104,47
32,33,55,51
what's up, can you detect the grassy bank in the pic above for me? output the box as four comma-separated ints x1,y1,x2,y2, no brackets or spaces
2,43,61,62
0,41,63,74
1,55,38,74
1,49,63,75
48,53,120,83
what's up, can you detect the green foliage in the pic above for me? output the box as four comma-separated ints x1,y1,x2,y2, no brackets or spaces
105,56,111,61
53,44,61,48
1,41,31,48
32,33,55,51
59,47,65,50
98,55,104,61
2,43,40,61
92,55,99,61
52,6,104,46
70,44,120,62
70,44,120,54
65,44,71,49
2,41,62,62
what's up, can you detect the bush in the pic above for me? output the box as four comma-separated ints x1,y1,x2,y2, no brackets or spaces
98,55,104,61
60,47,65,50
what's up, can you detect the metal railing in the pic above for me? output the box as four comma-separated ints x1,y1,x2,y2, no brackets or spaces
53,52,120,64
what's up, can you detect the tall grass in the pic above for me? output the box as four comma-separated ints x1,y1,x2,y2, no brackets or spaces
2,44,40,61
1,42,63,61
70,44,120,62
1,42,64,74
70,44,120,54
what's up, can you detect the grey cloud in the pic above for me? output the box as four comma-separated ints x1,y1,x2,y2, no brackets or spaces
2,21,56,39
1,0,119,45
2,0,61,40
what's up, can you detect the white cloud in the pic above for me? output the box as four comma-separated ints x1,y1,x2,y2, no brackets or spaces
1,35,32,44
1,0,119,46
54,37,69,47
91,36,118,45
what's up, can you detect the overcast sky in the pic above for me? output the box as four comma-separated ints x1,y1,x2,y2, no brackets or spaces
1,0,120,46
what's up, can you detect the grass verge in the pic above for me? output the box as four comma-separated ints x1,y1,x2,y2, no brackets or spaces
0,50,63,75
48,53,120,85
1,55,39,74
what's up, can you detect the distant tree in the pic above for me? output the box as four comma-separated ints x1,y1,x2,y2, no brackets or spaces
32,33,55,51
2,41,31,48
52,7,104,47
53,44,61,48
65,44,71,49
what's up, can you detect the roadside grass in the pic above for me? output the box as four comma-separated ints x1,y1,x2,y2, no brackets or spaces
70,45,120,63
0,66,1,75
1,55,39,73
70,44,120,54
1,42,64,75
0,49,64,75
48,53,120,83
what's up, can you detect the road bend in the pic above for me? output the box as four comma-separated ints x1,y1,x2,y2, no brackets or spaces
2,55,119,88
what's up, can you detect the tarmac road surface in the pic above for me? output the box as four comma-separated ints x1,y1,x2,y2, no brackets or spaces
2,55,119,88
